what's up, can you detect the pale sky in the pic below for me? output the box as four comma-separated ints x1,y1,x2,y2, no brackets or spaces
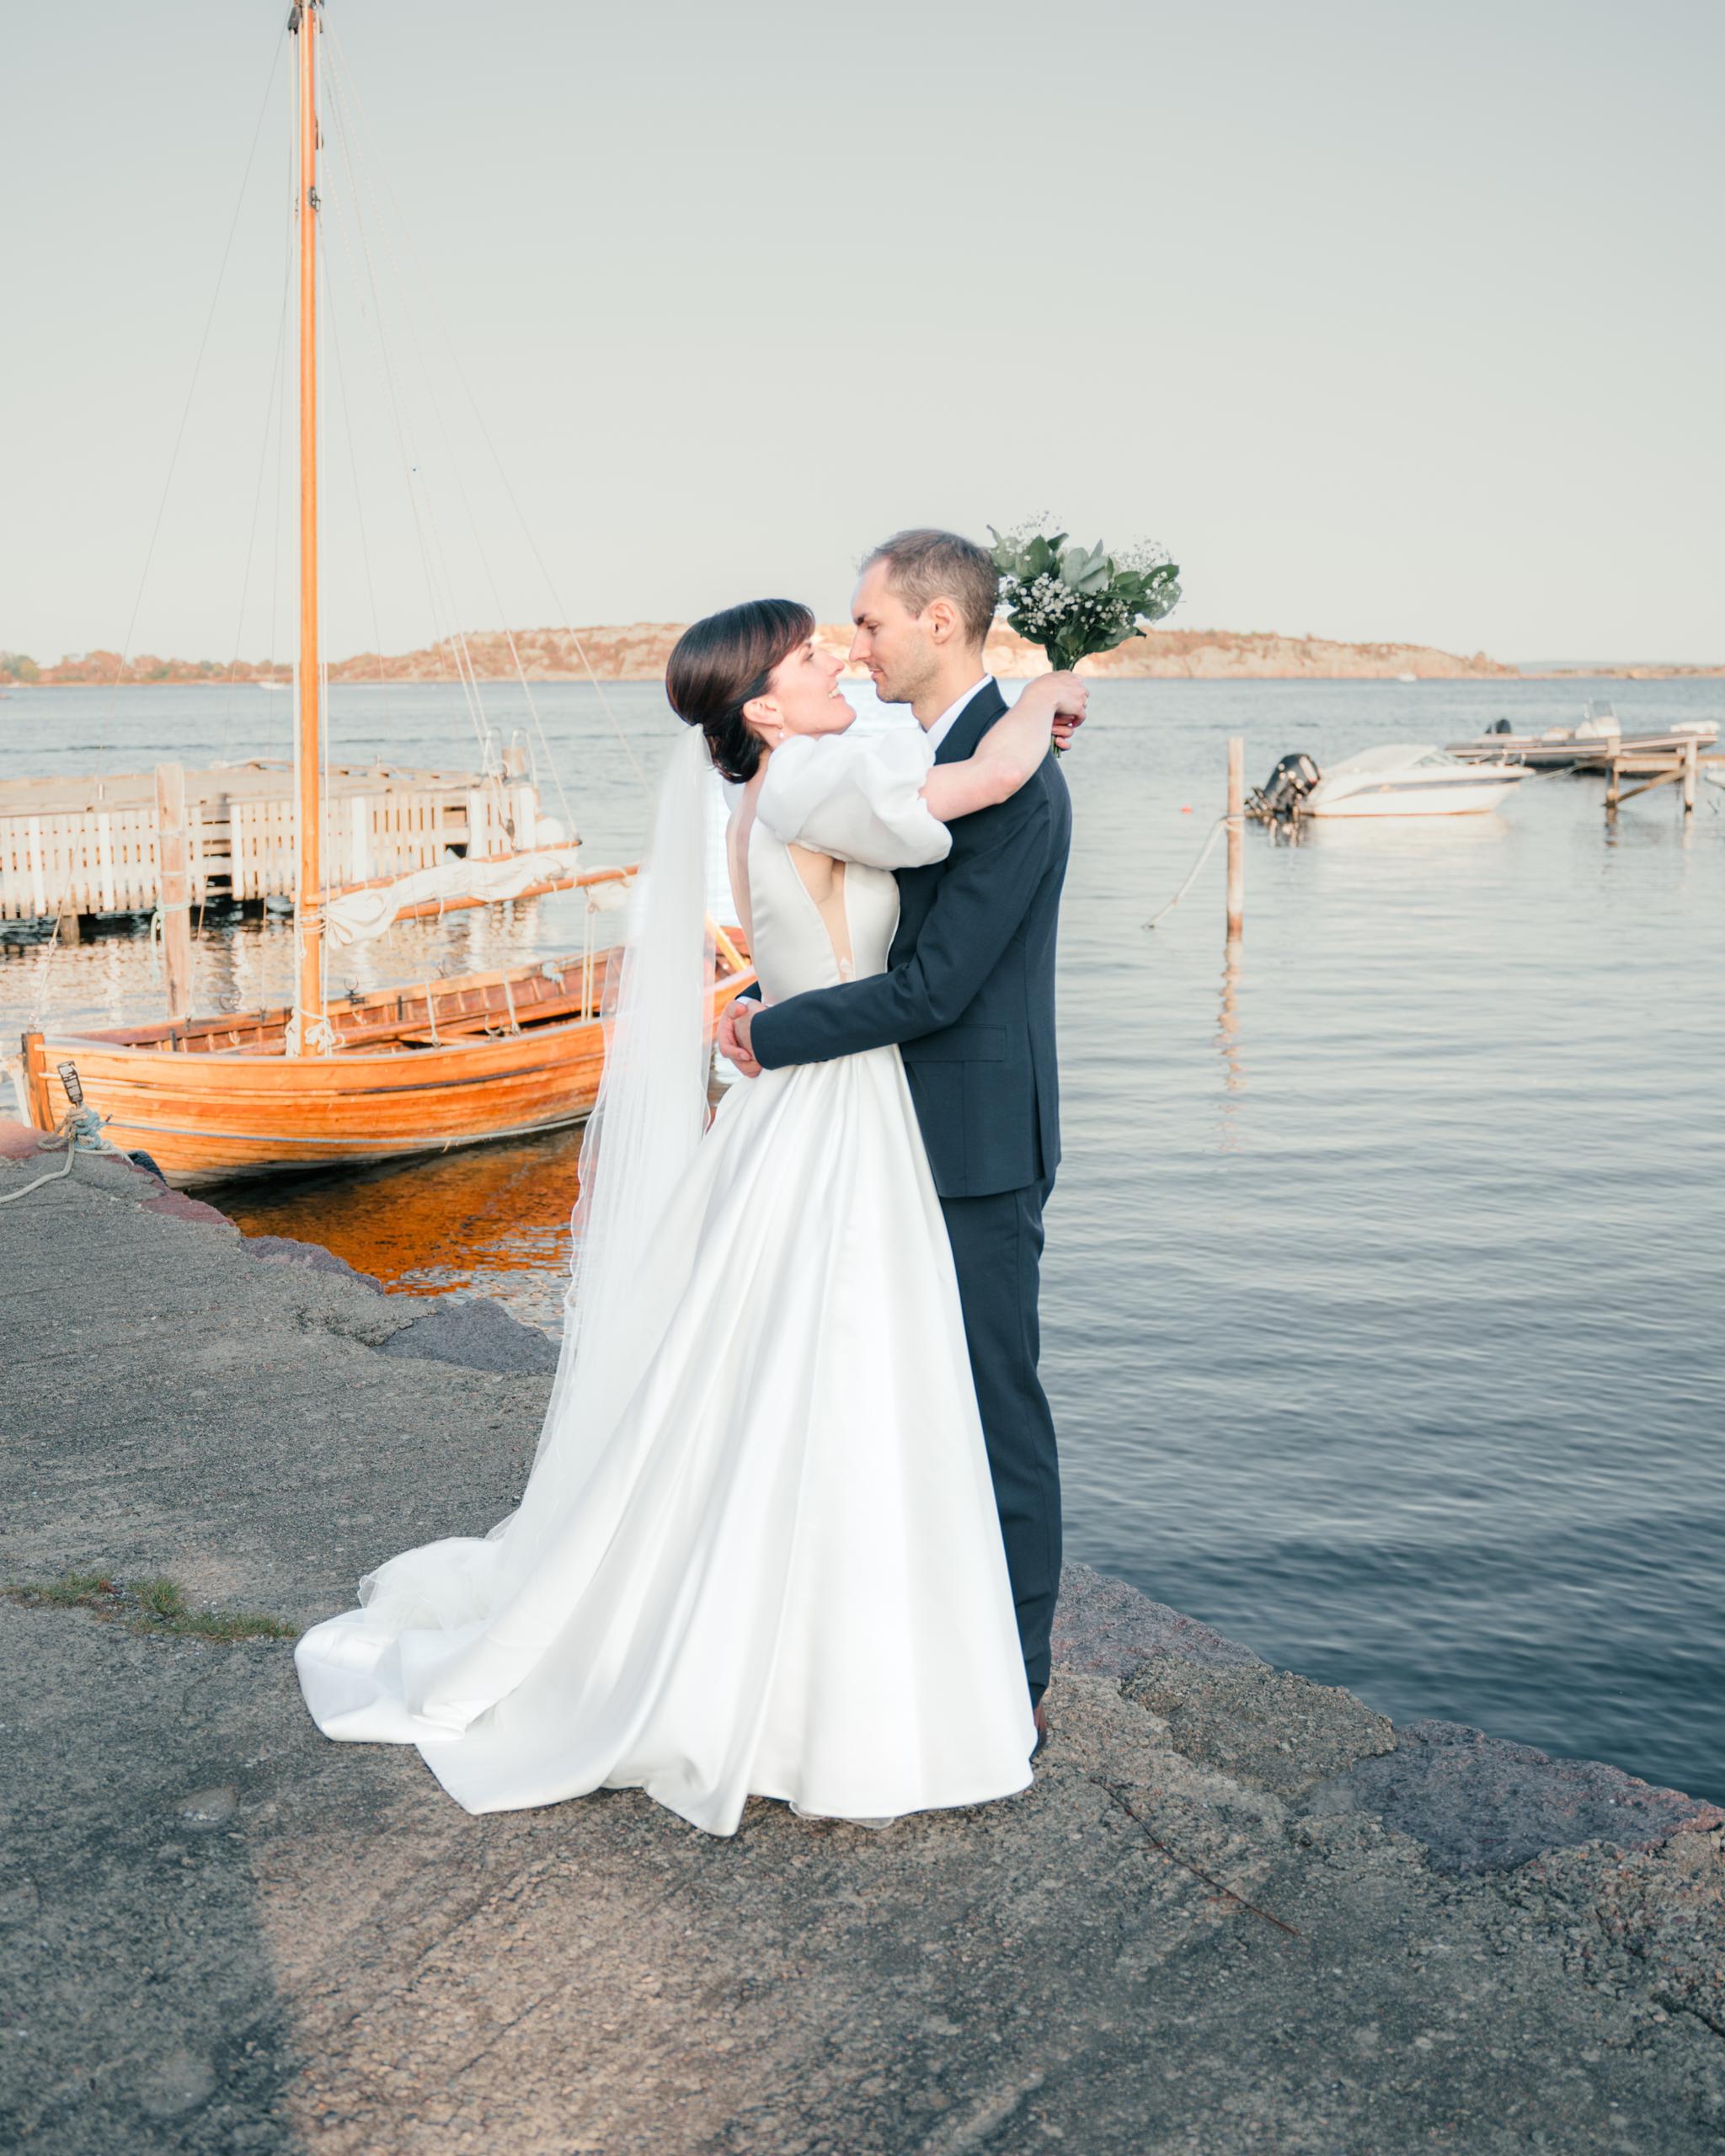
5,0,1722,665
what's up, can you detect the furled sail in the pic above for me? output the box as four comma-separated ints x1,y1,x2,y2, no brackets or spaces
324,847,627,947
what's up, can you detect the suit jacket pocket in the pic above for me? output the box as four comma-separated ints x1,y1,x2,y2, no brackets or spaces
900,1024,1007,1065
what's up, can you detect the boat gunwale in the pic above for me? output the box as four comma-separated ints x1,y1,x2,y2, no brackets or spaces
25,962,757,1072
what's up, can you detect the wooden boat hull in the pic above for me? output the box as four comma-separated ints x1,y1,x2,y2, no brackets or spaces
20,944,755,1190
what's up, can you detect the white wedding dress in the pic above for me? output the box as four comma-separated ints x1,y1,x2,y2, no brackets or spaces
295,726,1036,1835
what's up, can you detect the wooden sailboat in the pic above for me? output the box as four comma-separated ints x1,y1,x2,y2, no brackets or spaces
19,1,751,1187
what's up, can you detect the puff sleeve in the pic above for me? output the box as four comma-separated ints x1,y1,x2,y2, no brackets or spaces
755,729,953,871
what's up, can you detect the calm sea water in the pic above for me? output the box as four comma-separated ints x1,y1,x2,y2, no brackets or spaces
4,675,1722,1802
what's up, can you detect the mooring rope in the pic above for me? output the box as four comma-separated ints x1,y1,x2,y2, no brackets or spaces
1144,814,1236,930
0,1109,126,1204
0,1141,77,1203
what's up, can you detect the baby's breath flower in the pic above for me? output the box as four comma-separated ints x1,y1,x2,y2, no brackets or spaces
987,520,1181,675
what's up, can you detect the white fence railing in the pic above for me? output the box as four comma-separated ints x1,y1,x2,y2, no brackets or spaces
0,763,541,922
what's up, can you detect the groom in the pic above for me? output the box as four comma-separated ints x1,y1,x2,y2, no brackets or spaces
720,527,1078,1736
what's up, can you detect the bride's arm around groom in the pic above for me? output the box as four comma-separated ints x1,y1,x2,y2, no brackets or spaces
733,675,1072,1192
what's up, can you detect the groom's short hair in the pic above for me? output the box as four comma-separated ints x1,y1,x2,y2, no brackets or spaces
863,529,998,649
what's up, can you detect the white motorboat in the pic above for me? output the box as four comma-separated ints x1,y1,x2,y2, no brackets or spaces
1301,744,1529,818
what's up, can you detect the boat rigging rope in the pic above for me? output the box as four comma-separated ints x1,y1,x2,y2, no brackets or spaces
319,35,586,827
323,21,647,801
102,28,290,777
328,67,499,762
267,116,294,730
316,70,492,762
1144,814,1235,931
226,135,299,743
321,218,393,722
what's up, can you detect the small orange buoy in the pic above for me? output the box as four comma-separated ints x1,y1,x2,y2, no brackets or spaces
1180,804,1192,814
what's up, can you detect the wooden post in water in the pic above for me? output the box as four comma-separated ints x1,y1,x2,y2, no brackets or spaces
153,762,193,1023
1683,735,1698,814
1226,737,1245,942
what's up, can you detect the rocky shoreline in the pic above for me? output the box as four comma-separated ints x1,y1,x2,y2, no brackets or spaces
13,621,1525,686
3,1134,1722,2153
15,626,1722,689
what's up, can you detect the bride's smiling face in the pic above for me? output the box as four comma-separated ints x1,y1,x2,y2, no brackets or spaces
744,639,854,752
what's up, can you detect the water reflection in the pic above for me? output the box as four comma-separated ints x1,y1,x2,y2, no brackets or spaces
220,1124,585,1334
1214,935,1246,1150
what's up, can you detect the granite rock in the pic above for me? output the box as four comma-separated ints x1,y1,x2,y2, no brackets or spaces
1050,1561,1265,1681
240,1232,382,1290
377,1294,560,1374
1122,1655,1397,1802
1306,1716,1725,1875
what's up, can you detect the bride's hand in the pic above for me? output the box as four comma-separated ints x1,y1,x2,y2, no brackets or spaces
1048,672,1088,750
978,674,1083,786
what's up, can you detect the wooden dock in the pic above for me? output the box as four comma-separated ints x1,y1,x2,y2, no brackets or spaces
0,758,545,929
1602,736,1725,815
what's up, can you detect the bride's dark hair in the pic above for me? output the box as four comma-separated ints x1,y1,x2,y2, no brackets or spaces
665,598,816,784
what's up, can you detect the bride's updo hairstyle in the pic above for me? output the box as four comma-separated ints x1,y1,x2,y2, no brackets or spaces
665,598,816,784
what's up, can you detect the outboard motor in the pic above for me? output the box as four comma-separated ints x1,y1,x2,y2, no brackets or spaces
1250,750,1321,820
1489,718,1514,735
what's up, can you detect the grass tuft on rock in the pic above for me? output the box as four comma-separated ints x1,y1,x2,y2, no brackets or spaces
3,1571,297,1641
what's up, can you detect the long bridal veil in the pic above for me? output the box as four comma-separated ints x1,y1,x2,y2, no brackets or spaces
507,722,714,1561
338,725,717,1706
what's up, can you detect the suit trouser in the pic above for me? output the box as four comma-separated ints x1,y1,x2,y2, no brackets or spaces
938,1177,1061,1701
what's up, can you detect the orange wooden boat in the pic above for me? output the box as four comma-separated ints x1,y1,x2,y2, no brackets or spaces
19,925,752,1189
18,4,752,1187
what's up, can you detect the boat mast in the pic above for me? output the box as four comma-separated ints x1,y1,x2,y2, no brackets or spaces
291,0,323,1052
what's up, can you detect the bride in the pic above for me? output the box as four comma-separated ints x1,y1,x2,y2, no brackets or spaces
295,598,1078,1835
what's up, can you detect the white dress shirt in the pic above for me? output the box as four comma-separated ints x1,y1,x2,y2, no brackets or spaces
923,676,994,757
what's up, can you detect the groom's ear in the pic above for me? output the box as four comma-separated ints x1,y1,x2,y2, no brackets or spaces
924,596,962,647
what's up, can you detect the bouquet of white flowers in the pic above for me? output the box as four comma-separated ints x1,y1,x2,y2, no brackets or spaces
989,522,1181,677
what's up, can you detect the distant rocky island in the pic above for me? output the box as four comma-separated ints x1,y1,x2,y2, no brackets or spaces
6,627,1718,686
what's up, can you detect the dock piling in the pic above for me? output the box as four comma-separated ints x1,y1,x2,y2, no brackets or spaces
153,763,193,1023
1601,735,1718,816
1226,738,1245,941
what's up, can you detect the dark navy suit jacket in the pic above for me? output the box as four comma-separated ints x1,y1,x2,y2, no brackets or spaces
750,679,1071,1199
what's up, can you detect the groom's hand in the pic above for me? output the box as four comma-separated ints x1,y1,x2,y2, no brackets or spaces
718,996,763,1078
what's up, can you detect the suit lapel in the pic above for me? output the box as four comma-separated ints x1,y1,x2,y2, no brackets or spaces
932,677,1006,766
